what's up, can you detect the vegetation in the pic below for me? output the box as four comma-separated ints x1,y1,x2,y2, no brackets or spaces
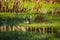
0,31,59,40
0,0,60,40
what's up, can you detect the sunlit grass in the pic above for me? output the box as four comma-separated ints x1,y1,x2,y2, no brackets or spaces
19,23,60,28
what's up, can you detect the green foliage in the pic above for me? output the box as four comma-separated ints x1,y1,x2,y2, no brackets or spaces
0,12,60,27
0,31,55,40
